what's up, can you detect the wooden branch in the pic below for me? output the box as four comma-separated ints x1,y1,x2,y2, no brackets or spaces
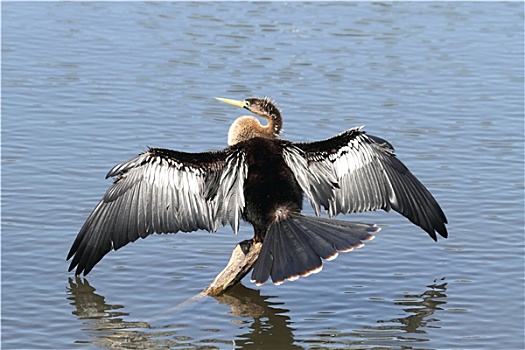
203,239,262,296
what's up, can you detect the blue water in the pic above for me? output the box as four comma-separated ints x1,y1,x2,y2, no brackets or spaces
2,2,524,349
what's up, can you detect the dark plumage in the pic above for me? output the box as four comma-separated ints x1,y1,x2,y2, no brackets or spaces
67,97,447,285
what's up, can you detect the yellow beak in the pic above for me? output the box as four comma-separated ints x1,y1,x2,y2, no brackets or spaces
214,97,245,109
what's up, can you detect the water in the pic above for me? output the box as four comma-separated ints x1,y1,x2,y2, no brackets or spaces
2,2,524,349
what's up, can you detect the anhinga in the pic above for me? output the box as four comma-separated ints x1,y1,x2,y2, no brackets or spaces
67,97,448,285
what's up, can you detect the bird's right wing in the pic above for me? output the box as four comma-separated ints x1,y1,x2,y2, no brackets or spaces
282,126,447,241
67,146,247,275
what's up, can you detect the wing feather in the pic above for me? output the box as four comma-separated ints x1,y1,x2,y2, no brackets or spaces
283,126,447,240
67,146,247,275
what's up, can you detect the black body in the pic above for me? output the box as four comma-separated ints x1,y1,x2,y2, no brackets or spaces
241,137,303,241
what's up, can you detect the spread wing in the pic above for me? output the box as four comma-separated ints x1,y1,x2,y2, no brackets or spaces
282,126,448,241
67,146,247,275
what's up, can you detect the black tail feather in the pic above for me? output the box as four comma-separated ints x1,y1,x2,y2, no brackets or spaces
251,214,379,286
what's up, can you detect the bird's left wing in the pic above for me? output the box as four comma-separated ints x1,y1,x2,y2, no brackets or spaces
282,126,447,241
67,146,247,275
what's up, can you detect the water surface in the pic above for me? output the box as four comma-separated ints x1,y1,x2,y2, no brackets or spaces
2,2,524,349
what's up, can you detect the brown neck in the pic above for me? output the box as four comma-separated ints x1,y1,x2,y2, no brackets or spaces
265,111,282,137
228,116,281,146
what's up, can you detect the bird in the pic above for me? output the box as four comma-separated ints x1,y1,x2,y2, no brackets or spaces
67,96,448,286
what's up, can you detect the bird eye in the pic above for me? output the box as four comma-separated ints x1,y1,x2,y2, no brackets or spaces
243,101,251,109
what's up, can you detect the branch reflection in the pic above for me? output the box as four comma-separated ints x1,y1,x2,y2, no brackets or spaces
212,283,303,349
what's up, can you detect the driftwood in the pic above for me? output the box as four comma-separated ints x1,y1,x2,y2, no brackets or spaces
203,239,262,296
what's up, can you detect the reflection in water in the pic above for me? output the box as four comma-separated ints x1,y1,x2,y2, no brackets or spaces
376,278,448,333
67,278,155,348
67,277,447,349
213,284,302,350
358,278,448,345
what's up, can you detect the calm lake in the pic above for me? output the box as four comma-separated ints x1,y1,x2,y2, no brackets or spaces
2,2,524,349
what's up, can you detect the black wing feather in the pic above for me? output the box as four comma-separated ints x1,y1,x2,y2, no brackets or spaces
67,147,247,275
283,126,447,240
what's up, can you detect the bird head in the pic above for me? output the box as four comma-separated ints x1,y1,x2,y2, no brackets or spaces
215,96,281,121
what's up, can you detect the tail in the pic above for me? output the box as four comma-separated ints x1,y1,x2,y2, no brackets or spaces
251,214,379,286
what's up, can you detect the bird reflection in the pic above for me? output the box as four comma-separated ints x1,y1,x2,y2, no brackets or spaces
67,277,152,347
66,277,296,349
373,278,448,335
67,278,447,349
